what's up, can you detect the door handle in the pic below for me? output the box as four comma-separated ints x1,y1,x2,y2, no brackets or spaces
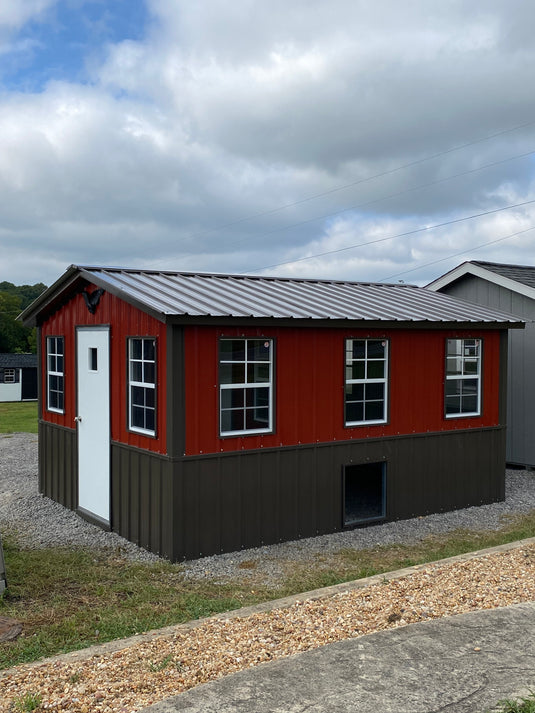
74,416,82,423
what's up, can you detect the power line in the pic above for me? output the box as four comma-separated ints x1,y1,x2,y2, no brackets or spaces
378,225,535,283
214,147,535,253
246,198,535,273
210,118,535,231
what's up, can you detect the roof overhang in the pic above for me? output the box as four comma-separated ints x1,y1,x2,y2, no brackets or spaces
426,261,535,301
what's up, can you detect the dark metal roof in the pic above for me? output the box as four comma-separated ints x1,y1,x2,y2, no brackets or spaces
470,261,535,290
0,353,37,368
20,264,525,327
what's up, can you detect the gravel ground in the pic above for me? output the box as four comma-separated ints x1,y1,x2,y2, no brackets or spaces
2,432,535,583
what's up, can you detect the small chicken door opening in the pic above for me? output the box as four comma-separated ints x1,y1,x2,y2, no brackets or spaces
343,462,386,526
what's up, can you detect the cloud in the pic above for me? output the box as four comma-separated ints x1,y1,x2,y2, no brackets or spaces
1,0,535,287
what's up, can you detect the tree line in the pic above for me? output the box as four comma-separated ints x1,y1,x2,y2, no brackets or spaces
0,281,47,354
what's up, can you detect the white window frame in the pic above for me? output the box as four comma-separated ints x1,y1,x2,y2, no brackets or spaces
445,338,482,418
47,336,64,413
3,368,16,383
219,338,273,436
345,338,388,426
128,337,156,436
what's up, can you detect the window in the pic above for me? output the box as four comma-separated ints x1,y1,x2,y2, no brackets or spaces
445,338,482,417
220,338,273,435
47,337,64,412
128,338,156,435
345,339,388,425
3,369,15,383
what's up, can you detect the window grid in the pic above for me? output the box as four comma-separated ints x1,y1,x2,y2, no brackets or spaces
220,338,273,436
345,339,388,425
3,369,15,383
128,338,156,435
445,338,482,417
47,336,64,413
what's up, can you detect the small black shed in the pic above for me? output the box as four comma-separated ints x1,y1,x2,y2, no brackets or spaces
0,353,38,402
428,260,535,468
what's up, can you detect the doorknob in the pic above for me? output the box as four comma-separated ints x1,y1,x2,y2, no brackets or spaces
74,416,82,423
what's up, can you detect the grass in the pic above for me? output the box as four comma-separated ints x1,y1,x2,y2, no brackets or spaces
2,508,535,671
493,692,535,712
0,402,38,434
10,691,42,712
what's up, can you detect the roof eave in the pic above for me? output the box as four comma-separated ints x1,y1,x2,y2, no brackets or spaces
427,261,535,301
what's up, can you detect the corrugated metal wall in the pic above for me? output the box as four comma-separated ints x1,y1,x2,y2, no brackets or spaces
39,286,168,455
183,325,502,456
165,428,504,560
440,277,535,467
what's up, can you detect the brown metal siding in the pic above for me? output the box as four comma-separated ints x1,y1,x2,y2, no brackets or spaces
170,427,505,560
39,421,77,510
111,443,174,559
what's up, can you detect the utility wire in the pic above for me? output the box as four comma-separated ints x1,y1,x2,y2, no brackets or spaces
246,198,535,273
215,147,535,253
210,118,535,230
378,224,535,283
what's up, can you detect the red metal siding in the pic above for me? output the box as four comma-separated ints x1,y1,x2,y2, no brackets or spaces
40,288,167,454
184,326,501,456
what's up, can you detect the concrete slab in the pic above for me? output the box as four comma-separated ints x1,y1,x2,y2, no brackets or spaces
141,601,535,713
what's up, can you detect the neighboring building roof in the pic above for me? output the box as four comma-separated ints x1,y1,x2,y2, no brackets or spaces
20,264,525,328
427,260,535,300
0,353,37,368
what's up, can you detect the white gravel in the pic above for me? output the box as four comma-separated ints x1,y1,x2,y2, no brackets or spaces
2,432,535,583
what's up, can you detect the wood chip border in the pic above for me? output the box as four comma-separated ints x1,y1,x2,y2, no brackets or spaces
2,538,535,713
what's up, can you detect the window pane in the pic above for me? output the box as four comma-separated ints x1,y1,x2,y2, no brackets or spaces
351,340,365,359
131,386,145,406
221,388,244,409
365,401,384,421
145,387,155,408
345,383,364,401
220,340,245,361
462,395,478,413
367,340,385,358
145,409,155,432
131,362,143,382
221,409,244,433
463,359,478,375
367,361,385,379
48,354,56,372
346,402,364,422
365,382,384,401
446,357,461,376
144,362,155,384
131,406,145,429
247,363,270,383
446,396,461,414
447,339,462,357
131,339,142,360
246,407,269,429
57,390,64,411
246,387,269,407
462,379,478,396
143,339,155,361
220,363,245,384
350,362,365,380
247,340,271,361
56,338,64,355
57,355,64,373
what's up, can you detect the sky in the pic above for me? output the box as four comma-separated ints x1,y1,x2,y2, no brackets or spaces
1,0,535,288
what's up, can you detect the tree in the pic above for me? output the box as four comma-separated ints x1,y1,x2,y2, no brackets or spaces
0,282,47,353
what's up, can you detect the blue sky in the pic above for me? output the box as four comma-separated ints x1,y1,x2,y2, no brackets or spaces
1,1,535,287
1,0,149,91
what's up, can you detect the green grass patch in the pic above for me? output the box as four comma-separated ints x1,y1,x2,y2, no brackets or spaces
0,401,38,434
2,509,535,670
492,692,535,712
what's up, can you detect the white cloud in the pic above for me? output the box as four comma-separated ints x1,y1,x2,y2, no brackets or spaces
1,0,535,287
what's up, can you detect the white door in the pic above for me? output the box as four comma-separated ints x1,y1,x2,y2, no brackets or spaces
76,327,110,524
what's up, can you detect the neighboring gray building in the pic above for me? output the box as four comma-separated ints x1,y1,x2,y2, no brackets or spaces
427,260,535,468
0,353,38,402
